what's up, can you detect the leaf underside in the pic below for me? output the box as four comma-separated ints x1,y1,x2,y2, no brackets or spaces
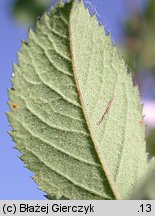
8,0,148,200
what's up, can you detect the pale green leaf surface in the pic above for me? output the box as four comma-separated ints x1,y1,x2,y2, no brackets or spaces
8,0,148,199
131,164,155,200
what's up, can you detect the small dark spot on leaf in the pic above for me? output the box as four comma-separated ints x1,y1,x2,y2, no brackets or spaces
12,103,18,109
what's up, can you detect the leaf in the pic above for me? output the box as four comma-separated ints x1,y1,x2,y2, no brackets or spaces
147,129,155,157
8,0,149,199
131,166,155,200
12,0,50,26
